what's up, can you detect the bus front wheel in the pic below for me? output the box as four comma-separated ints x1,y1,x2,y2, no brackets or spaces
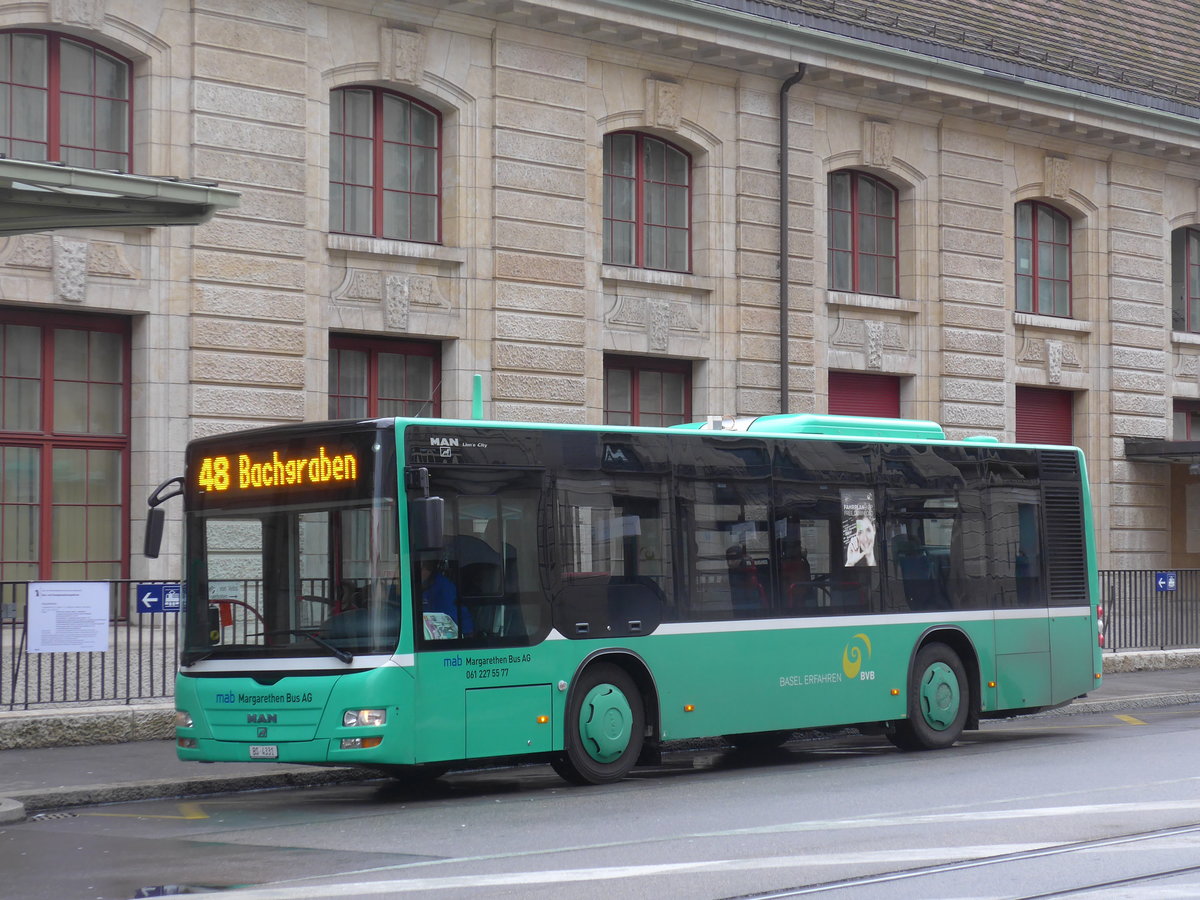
889,642,968,751
552,663,645,785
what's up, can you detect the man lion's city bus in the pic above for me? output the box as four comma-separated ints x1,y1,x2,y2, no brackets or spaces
145,413,1104,785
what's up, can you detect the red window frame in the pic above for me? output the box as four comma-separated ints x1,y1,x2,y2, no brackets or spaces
1172,227,1200,334
1173,401,1200,441
0,309,130,581
1015,386,1073,445
828,170,899,297
603,358,692,427
827,372,901,418
328,335,441,419
329,86,441,243
1016,200,1072,317
0,30,133,171
603,131,692,273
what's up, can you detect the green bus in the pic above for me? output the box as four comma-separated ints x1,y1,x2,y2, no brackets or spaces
147,413,1103,784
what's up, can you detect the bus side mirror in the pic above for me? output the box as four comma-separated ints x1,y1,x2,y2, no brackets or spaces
144,475,184,559
410,497,445,551
144,507,165,559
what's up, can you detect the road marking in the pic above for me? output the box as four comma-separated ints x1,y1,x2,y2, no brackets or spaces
1114,714,1147,725
153,845,1056,899
84,802,208,820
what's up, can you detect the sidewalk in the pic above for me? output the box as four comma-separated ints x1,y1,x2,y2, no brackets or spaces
1,657,1197,824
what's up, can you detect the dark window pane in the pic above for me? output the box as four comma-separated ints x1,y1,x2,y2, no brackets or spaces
876,256,896,296
411,146,436,193
666,184,687,228
859,255,878,295
666,228,688,272
59,39,92,94
382,191,410,240
829,172,851,210
12,34,45,87
94,50,127,99
1017,273,1036,312
643,138,664,182
61,94,93,148
830,209,852,251
411,105,437,146
605,133,635,176
410,194,437,242
830,249,852,291
858,177,876,214
1016,202,1032,238
665,145,688,185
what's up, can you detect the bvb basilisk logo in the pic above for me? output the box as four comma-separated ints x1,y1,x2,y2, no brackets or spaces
842,633,872,679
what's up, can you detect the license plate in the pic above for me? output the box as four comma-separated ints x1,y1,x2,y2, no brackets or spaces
249,745,278,759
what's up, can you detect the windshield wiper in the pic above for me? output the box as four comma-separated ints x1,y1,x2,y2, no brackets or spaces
268,629,355,664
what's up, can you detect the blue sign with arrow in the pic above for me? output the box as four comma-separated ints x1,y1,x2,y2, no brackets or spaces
137,583,181,613
1154,572,1177,592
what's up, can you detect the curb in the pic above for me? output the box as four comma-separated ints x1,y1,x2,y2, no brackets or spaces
0,796,24,824
7,765,382,818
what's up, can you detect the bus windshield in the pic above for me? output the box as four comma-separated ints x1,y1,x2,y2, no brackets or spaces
179,423,400,665
182,499,400,664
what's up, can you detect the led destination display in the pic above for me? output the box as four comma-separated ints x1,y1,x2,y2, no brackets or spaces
185,424,387,510
196,446,359,493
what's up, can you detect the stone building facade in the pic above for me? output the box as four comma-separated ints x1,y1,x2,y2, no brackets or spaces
1,0,1199,587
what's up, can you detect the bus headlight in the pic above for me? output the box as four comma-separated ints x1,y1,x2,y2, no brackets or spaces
343,708,387,727
175,710,194,728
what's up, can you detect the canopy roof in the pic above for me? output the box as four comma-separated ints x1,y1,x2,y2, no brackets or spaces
0,158,239,236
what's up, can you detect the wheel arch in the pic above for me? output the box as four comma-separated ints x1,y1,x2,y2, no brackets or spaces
568,648,662,745
910,626,982,731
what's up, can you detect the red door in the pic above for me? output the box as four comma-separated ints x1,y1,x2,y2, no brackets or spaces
828,372,901,418
1015,386,1073,445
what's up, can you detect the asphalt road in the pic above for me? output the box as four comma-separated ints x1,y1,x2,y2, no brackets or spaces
4,702,1200,900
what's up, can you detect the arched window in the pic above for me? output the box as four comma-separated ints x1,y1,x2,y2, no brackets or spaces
828,170,898,297
1172,226,1200,333
603,132,690,272
330,87,440,242
0,31,132,170
1016,201,1071,317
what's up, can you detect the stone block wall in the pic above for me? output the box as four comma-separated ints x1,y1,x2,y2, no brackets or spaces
1,0,1198,571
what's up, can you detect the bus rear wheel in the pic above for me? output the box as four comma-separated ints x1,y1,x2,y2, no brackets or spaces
889,642,968,751
552,663,644,785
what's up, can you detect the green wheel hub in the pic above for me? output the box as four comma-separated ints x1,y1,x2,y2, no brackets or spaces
578,682,633,763
917,661,961,731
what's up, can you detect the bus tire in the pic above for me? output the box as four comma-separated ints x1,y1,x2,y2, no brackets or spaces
889,642,968,752
552,663,644,785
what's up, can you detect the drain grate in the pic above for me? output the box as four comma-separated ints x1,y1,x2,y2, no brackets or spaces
29,812,78,821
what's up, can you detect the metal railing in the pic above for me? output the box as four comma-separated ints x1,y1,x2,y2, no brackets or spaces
1,580,179,711
1,572,1197,709
1099,569,1200,652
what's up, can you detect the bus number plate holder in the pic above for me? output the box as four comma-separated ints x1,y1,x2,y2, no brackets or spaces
249,745,278,759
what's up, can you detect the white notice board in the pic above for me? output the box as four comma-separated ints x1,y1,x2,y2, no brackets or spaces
27,582,110,653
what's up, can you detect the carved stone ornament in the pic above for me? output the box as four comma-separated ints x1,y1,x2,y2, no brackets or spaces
830,316,905,358
1045,156,1071,200
1018,336,1081,377
53,236,89,303
383,28,426,86
647,298,670,351
606,292,703,350
864,120,894,169
50,0,105,28
1047,339,1064,384
1175,352,1200,380
646,78,682,131
333,268,384,303
866,320,885,368
384,276,410,331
